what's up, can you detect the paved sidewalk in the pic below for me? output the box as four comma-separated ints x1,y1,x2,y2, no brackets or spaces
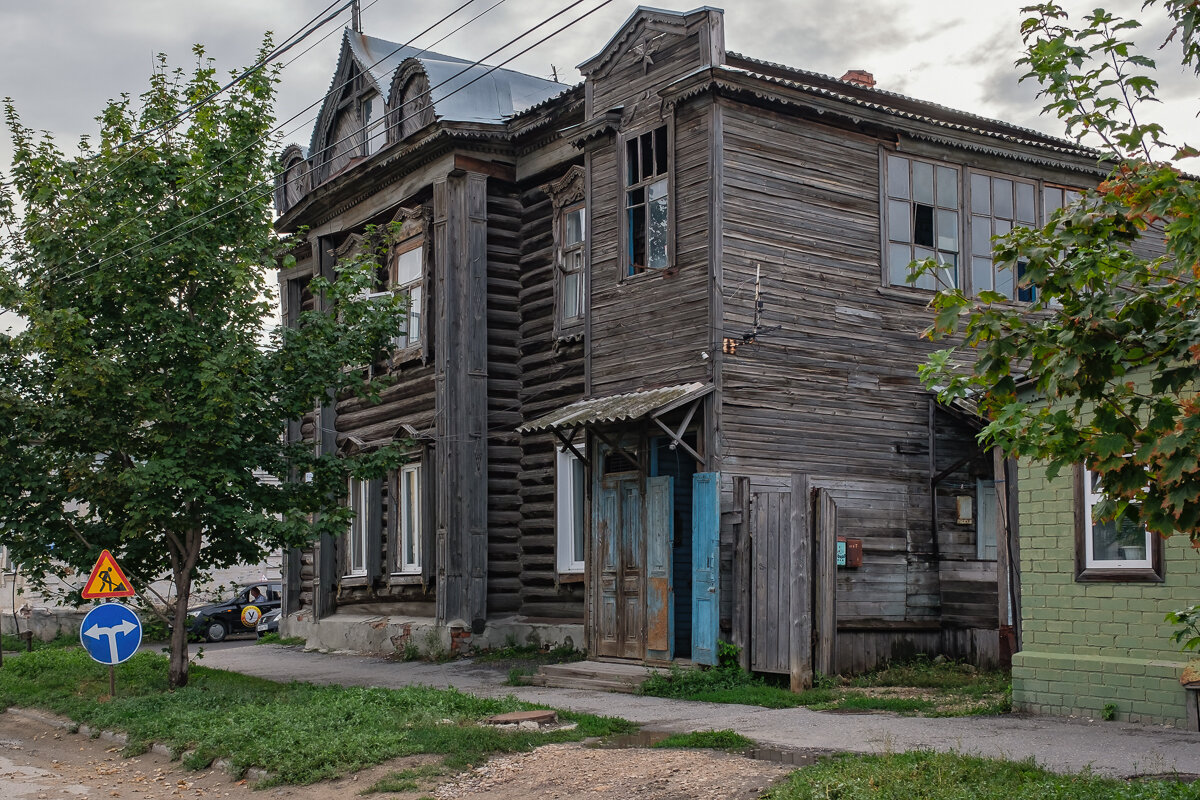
203,644,1200,779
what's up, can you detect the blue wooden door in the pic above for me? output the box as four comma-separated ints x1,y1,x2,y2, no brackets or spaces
645,476,674,660
691,472,720,665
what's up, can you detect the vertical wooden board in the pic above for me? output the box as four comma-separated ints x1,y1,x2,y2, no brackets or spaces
621,479,644,658
769,491,784,672
788,473,812,691
594,483,620,656
691,472,720,666
752,491,768,670
731,477,751,670
365,478,383,581
646,476,674,658
814,489,838,677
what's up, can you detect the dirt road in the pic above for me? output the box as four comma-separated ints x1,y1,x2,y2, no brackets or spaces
0,710,790,799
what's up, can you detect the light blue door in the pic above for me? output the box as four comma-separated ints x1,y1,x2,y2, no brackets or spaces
691,472,720,665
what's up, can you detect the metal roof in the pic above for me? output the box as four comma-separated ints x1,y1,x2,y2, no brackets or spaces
345,30,566,124
518,382,710,433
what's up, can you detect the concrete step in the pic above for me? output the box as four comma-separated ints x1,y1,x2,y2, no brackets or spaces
530,660,672,693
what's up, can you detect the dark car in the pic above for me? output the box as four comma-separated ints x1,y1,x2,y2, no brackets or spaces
255,607,282,639
188,582,281,642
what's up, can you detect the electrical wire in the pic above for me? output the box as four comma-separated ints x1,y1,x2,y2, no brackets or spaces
55,0,612,288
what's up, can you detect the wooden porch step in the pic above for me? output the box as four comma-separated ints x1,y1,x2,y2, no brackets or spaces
528,660,672,693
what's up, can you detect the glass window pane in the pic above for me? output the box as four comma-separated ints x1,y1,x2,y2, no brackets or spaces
1044,187,1062,216
888,243,912,286
407,285,422,345
995,218,1011,237
886,155,910,199
563,272,579,319
913,203,934,247
936,166,957,208
936,209,958,252
395,245,422,284
913,161,934,205
1016,182,1035,223
888,199,911,243
970,173,991,215
629,206,646,272
995,262,1015,299
654,127,668,177
1065,190,1081,206
973,256,993,294
936,252,958,288
972,215,993,257
571,457,586,562
993,178,1014,219
565,208,584,245
913,247,935,290
647,182,668,270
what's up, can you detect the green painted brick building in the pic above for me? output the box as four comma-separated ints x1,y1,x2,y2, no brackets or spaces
1012,460,1200,727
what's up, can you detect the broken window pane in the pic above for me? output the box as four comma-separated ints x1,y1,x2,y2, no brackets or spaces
913,203,934,247
654,128,668,176
626,138,639,185
647,179,668,271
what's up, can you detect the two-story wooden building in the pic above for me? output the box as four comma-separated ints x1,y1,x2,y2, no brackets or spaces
275,7,1103,683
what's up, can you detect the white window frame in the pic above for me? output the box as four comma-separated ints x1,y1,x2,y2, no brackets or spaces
347,478,371,577
392,238,423,350
555,446,586,574
1082,466,1152,570
397,462,422,575
559,203,586,327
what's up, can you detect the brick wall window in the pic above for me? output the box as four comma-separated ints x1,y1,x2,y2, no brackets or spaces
1074,465,1164,581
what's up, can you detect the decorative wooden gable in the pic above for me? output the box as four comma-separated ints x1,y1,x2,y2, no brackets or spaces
309,36,383,186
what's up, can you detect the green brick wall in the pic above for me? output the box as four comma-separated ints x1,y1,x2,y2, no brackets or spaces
1012,461,1200,726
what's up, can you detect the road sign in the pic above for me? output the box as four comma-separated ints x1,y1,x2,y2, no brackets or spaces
241,605,262,627
80,603,142,665
81,549,135,600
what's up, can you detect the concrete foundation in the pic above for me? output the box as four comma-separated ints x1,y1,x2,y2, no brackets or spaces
281,610,584,658
0,607,88,642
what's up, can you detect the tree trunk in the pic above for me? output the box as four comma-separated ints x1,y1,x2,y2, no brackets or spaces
168,569,193,689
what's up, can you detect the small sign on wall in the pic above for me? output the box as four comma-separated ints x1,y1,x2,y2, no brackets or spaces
836,536,862,568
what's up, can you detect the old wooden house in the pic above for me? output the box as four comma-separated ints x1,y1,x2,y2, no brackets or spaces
275,7,1103,683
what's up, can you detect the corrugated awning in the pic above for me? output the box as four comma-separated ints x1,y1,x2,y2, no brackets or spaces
518,382,711,434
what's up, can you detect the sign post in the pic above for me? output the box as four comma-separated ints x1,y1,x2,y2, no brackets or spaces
79,550,140,696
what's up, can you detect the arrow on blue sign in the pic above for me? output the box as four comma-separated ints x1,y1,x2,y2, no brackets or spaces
80,603,143,665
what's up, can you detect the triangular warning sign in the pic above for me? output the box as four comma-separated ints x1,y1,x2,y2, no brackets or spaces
81,549,135,599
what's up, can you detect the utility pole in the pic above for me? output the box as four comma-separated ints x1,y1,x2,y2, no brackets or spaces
352,0,362,33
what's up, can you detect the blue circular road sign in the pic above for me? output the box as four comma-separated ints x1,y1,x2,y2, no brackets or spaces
79,603,143,665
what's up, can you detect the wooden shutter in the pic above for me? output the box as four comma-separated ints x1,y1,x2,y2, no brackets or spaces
365,478,383,582
421,446,436,589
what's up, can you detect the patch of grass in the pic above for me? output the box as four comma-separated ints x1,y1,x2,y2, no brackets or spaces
652,729,754,750
255,634,306,646
0,648,635,786
506,666,537,686
763,750,1197,800
640,656,1010,716
1,632,78,652
361,762,448,794
474,638,584,666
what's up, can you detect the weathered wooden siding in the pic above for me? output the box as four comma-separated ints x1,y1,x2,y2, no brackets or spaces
717,99,1000,643
589,31,703,125
515,171,587,620
486,182,525,616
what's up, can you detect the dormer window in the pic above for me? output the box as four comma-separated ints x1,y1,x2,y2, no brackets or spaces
362,92,386,155
392,70,435,141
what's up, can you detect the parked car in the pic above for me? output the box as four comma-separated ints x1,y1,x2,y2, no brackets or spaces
188,582,281,642
256,607,282,639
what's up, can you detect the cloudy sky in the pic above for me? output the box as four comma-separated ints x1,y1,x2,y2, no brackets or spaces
1,0,1195,169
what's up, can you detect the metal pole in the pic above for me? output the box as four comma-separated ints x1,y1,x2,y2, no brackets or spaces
109,665,115,697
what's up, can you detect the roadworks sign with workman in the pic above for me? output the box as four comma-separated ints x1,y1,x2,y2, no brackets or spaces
81,549,135,600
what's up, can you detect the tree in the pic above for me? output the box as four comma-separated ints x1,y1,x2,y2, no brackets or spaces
0,42,407,687
918,1,1200,545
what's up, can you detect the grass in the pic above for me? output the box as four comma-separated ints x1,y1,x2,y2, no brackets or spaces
0,647,635,786
1,632,78,652
361,763,448,794
474,639,585,666
255,633,306,646
763,750,1198,800
640,656,1011,716
651,729,754,750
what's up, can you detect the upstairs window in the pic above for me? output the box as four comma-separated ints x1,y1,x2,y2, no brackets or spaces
1044,185,1083,217
885,154,960,290
392,238,423,349
969,172,1036,301
560,204,586,326
625,127,669,276
361,92,386,155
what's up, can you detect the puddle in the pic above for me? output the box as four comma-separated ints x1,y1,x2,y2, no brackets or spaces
594,731,838,766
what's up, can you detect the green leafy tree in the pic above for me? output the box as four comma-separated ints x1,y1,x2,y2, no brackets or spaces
918,1,1200,545
0,42,406,687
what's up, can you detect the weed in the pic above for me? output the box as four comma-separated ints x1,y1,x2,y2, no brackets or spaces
652,729,754,750
475,639,584,665
506,667,536,686
1103,702,1118,721
255,634,305,647
361,763,447,794
763,750,1197,800
423,629,448,662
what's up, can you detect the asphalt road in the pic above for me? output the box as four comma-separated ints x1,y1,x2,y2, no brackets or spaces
192,643,1200,780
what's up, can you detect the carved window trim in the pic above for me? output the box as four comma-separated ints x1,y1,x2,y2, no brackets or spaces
389,61,436,143
543,166,586,338
387,206,431,364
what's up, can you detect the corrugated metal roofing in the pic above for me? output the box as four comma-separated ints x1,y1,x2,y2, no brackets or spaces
518,382,709,433
346,30,566,124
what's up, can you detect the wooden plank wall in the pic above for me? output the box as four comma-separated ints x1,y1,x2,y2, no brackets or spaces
589,31,702,128
514,168,586,621
485,182,525,616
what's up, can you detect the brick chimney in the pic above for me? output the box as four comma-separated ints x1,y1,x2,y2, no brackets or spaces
840,69,876,88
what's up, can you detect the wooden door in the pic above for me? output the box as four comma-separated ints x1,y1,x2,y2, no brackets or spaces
645,476,674,660
691,472,720,665
595,477,645,659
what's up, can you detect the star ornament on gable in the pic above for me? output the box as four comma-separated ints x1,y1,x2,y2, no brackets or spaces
633,35,659,73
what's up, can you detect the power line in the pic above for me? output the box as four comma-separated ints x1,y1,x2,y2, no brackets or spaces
56,0,610,288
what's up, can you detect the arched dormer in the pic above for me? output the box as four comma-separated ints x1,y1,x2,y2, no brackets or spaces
275,144,309,215
388,60,436,143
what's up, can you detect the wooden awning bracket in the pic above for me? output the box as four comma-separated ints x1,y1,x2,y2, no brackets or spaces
592,428,643,476
650,395,704,462
551,425,589,467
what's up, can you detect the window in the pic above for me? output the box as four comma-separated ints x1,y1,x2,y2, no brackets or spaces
347,478,371,576
1044,185,1083,218
885,154,960,290
969,172,1036,301
361,92,386,155
1075,465,1163,581
625,127,669,275
976,479,998,560
560,204,586,325
556,447,586,573
392,238,423,349
397,463,421,574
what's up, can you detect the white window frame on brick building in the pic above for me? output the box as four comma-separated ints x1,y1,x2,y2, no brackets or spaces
1074,465,1164,582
